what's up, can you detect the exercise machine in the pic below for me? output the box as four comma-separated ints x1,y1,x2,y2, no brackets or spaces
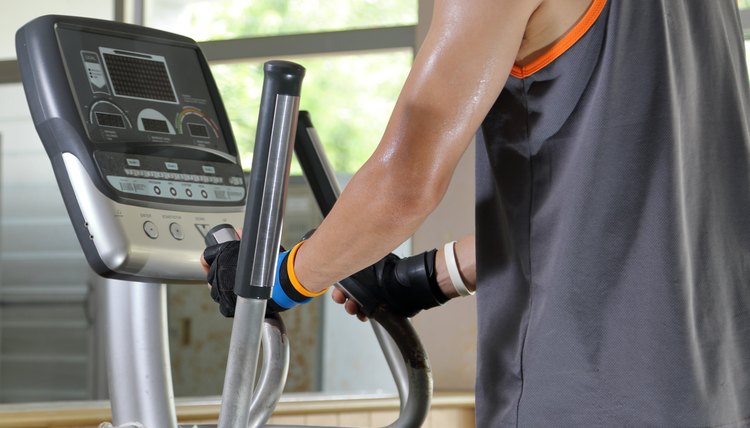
17,15,431,428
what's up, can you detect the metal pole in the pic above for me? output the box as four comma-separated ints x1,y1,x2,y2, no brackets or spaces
247,314,290,427
204,222,291,427
373,312,432,428
89,272,108,400
95,276,178,428
217,61,304,428
371,323,410,409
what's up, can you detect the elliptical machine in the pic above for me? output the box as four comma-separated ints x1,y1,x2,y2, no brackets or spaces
17,15,431,428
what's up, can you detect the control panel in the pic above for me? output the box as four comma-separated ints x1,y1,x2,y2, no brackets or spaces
54,24,245,206
17,16,246,281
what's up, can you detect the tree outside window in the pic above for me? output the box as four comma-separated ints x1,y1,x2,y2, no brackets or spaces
146,0,416,175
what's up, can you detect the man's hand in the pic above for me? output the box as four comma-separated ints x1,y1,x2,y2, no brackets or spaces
202,241,241,317
334,250,450,320
202,240,325,317
331,287,368,321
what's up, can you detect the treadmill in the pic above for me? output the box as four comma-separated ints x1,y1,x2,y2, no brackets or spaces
16,15,431,428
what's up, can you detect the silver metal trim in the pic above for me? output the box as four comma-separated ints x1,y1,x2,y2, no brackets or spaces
96,276,178,428
208,227,239,245
372,322,410,410
373,313,432,428
217,94,299,428
250,94,298,290
247,314,290,427
62,153,244,281
216,297,268,428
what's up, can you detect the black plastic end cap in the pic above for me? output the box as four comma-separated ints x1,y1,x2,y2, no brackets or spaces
263,60,306,96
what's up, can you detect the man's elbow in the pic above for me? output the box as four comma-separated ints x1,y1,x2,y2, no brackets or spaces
376,172,447,224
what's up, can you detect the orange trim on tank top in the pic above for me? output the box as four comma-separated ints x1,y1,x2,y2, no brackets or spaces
511,0,607,79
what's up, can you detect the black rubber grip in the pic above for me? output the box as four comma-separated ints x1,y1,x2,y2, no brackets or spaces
263,61,305,97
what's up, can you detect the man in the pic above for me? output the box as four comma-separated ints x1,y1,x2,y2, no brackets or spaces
204,0,750,425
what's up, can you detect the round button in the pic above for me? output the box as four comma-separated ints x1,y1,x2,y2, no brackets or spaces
169,222,184,240
143,221,159,239
185,189,193,197
153,186,162,195
201,190,208,199
169,187,177,196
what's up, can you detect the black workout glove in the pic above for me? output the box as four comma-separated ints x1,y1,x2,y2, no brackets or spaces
203,240,324,317
339,250,449,318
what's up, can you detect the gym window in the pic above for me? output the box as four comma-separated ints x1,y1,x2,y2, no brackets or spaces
144,0,416,175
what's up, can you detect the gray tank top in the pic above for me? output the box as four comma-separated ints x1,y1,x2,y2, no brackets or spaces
476,0,750,426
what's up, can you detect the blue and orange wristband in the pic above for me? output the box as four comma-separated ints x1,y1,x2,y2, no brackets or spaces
269,241,328,312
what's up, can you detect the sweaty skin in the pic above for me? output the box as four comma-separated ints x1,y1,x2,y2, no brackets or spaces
297,0,593,299
201,0,593,312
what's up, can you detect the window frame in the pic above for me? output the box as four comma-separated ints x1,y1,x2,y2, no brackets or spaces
0,0,420,83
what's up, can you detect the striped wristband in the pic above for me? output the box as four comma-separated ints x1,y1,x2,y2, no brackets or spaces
444,241,474,297
270,241,328,311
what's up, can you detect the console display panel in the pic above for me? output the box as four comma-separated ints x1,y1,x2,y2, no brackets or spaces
101,48,177,103
52,24,245,206
17,15,247,281
56,25,231,154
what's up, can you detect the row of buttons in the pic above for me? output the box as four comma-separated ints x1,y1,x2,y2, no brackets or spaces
153,185,210,199
108,175,245,202
124,168,224,184
143,220,184,240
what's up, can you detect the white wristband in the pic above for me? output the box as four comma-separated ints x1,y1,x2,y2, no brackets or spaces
444,241,474,297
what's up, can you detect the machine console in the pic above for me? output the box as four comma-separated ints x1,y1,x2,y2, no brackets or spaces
17,16,246,281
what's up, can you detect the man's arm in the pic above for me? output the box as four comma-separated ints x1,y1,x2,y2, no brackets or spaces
295,0,541,293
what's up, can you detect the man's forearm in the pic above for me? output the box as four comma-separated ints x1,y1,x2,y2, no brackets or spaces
289,0,531,295
293,158,444,293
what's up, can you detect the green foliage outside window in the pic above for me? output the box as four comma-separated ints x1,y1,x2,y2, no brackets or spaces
159,0,417,174
181,0,417,40
212,52,412,174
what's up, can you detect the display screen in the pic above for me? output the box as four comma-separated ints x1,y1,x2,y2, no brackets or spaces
188,123,209,138
142,118,170,133
49,22,246,209
56,25,232,155
95,112,125,128
103,50,177,102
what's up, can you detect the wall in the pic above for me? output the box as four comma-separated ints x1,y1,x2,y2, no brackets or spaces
411,0,478,391
0,1,113,59
0,1,114,404
411,144,477,391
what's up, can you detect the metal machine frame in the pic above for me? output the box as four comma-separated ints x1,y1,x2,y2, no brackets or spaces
17,15,432,428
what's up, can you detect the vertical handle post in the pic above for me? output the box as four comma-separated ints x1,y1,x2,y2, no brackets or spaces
217,60,305,428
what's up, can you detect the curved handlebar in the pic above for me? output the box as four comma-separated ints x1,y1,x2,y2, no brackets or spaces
237,306,431,428
369,311,432,428
247,314,290,427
